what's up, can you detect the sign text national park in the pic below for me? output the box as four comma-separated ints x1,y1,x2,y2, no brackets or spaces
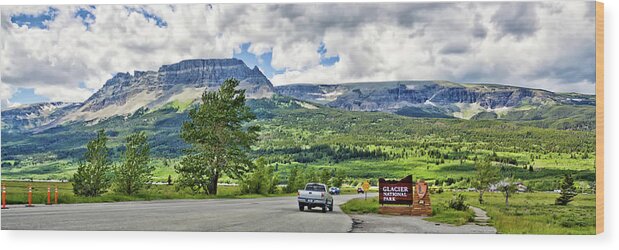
379,175,413,205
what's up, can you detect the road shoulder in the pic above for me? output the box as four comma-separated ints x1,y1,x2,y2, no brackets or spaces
348,213,497,234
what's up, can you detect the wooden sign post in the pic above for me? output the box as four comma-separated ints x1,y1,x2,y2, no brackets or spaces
378,175,432,216
378,175,413,215
412,180,432,216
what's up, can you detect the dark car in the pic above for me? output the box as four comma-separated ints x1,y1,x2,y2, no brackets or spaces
357,187,364,194
328,187,340,195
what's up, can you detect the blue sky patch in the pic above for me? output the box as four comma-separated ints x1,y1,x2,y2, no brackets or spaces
75,6,96,30
317,42,340,67
10,7,59,29
233,43,285,78
78,82,96,93
9,88,50,104
125,6,167,28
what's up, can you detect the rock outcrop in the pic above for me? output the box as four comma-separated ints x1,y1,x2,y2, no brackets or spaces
275,81,595,119
1,102,81,131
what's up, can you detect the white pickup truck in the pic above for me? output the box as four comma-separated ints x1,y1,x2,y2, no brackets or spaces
297,183,334,213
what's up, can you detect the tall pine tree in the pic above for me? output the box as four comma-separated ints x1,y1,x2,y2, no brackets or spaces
555,173,577,205
175,78,259,195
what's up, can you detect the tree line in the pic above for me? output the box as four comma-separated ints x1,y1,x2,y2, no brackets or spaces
73,130,152,196
72,79,267,197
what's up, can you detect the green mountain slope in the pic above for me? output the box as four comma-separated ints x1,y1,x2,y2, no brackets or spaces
1,96,595,189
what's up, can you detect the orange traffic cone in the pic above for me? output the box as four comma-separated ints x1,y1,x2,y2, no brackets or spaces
1,184,7,209
54,186,58,205
46,186,51,205
26,185,34,207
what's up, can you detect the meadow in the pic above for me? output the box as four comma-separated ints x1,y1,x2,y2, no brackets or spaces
341,191,596,235
2,98,596,193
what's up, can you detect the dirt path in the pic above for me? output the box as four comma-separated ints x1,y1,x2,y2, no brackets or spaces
469,206,492,226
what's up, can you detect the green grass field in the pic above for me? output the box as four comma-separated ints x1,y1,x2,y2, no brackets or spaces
0,180,366,205
0,180,298,205
451,192,596,235
340,191,595,234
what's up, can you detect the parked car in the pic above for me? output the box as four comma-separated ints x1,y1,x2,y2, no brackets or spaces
328,187,340,195
357,187,365,194
298,183,334,213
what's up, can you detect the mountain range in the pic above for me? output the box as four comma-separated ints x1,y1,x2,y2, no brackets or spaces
1,58,595,133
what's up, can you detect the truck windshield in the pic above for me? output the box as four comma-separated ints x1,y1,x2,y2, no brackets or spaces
305,184,325,191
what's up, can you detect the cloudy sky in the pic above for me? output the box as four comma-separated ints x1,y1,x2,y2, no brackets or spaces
0,1,596,107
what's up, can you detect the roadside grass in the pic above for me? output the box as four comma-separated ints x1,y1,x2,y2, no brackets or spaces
424,194,475,226
432,191,596,235
0,180,365,205
424,207,474,226
340,197,379,214
0,180,295,205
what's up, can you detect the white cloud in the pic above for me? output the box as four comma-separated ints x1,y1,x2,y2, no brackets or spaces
0,82,16,110
33,85,94,102
0,2,596,105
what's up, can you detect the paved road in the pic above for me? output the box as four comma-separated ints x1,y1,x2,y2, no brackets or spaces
2,193,496,234
1,194,367,232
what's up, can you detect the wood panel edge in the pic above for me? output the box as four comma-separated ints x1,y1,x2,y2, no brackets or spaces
595,0,604,235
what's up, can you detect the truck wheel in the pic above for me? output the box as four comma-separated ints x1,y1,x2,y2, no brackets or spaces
299,204,304,211
322,204,327,213
328,200,334,211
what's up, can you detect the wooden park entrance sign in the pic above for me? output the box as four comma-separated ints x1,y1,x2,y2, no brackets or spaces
378,175,432,216
413,180,432,216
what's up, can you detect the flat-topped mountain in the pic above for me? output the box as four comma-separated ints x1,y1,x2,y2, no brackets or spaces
63,58,274,122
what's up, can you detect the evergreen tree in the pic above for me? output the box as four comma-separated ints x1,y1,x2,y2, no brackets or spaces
555,174,577,205
73,129,112,197
114,131,152,195
175,78,259,195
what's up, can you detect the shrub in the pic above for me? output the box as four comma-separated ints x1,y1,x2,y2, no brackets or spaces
448,193,469,211
240,158,278,195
